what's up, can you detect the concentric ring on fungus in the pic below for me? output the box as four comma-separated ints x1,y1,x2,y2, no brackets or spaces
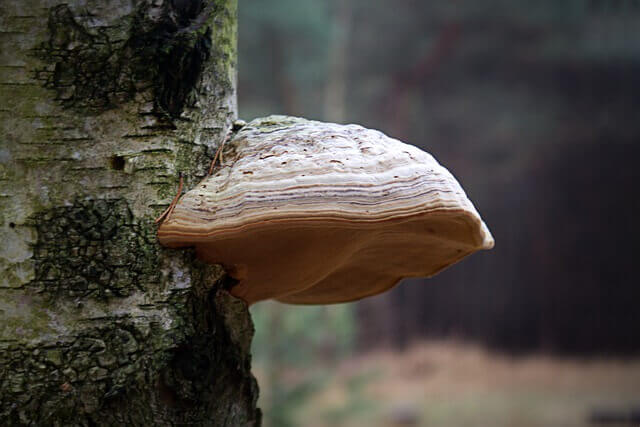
158,116,494,305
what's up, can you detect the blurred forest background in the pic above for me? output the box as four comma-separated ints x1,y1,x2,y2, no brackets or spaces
238,1,640,425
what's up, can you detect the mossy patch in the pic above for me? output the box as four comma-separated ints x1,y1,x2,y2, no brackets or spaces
27,199,161,300
0,316,177,424
33,1,216,118
0,289,259,425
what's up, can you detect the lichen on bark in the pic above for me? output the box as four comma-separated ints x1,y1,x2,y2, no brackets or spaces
28,199,160,299
0,286,260,425
33,1,221,118
0,0,259,424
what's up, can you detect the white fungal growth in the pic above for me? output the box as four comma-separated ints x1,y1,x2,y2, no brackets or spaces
158,116,494,305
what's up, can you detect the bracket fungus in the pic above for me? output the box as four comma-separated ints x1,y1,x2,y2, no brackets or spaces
158,116,493,305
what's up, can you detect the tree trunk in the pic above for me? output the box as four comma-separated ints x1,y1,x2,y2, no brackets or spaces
0,0,260,425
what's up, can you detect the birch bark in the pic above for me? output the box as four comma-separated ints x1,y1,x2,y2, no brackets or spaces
0,0,259,424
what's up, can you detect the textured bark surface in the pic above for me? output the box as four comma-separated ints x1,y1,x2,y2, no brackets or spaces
0,0,260,425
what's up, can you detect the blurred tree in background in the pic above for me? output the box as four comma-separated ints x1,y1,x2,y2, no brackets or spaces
250,302,358,426
239,0,331,119
240,0,640,422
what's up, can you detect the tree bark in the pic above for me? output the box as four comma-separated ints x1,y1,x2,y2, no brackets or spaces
0,0,260,425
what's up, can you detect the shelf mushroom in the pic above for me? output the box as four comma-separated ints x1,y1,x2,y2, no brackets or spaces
158,116,494,305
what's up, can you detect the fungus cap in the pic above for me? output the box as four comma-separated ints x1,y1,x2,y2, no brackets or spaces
158,116,493,305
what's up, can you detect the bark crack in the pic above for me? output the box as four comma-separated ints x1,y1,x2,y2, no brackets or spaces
33,2,214,118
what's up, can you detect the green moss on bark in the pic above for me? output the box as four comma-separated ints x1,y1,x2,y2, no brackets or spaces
0,197,260,425
0,288,259,426
27,199,160,299
1,0,256,424
33,1,220,118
